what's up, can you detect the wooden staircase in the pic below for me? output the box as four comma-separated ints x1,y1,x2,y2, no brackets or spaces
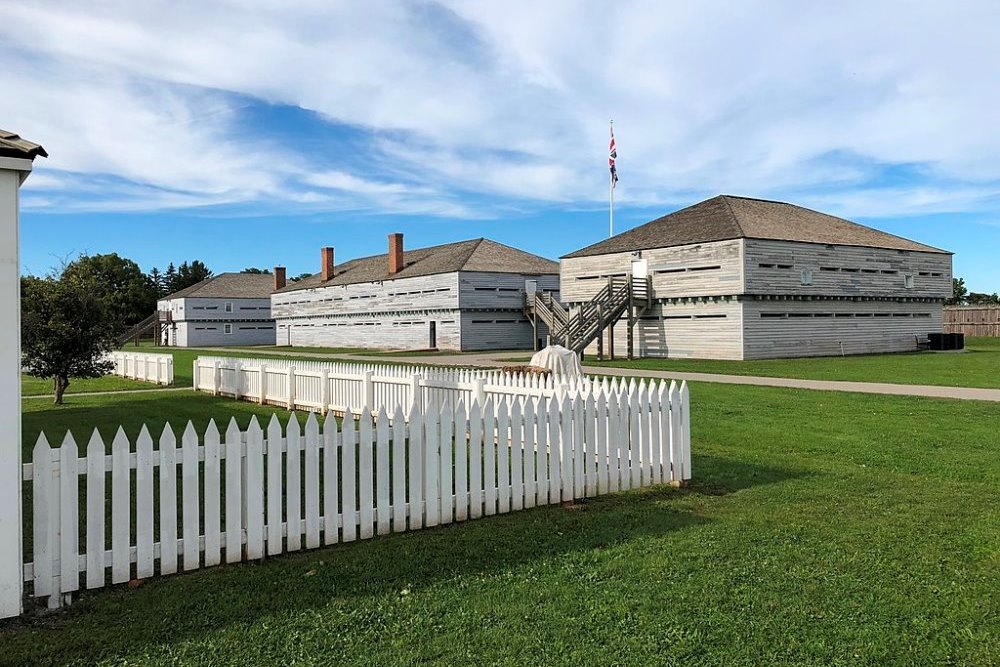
118,311,171,348
526,276,651,357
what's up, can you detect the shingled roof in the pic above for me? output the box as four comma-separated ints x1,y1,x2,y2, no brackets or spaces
162,273,276,300
563,195,949,258
277,238,558,293
0,129,47,159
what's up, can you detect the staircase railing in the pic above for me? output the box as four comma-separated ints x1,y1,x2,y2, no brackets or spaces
526,276,650,354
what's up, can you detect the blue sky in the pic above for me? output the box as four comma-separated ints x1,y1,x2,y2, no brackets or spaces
5,1,1000,291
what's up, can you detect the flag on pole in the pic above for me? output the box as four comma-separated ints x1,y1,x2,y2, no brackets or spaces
609,124,619,188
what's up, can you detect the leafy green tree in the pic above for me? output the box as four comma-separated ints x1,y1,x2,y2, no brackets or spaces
62,253,158,331
21,275,117,404
967,292,1000,305
148,267,165,298
290,272,313,282
169,260,212,293
242,267,271,274
946,277,968,306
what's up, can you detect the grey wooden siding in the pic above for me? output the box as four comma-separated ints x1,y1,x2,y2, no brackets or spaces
743,239,952,298
561,239,743,303
457,271,559,309
460,310,536,351
171,320,276,347
271,273,460,320
582,300,744,360
742,299,944,359
277,313,461,350
159,296,273,321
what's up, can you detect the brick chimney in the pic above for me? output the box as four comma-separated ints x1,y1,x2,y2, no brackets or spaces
273,266,286,291
321,246,335,281
388,233,404,275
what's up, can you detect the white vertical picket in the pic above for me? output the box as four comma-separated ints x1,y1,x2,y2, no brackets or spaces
59,433,79,597
286,416,302,551
439,404,453,524
496,398,510,514
605,391,618,493
86,430,106,588
560,394,575,501
536,399,551,505
657,382,670,483
111,428,131,584
482,398,496,516
181,422,201,571
668,381,681,484
204,420,222,567
266,415,283,554
407,405,424,530
468,401,482,520
680,381,692,481
647,383,662,486
135,427,154,579
358,412,375,539
509,399,523,512
547,398,562,505
521,399,534,510
225,418,244,563
392,407,407,532
424,405,440,527
454,401,468,522
341,409,358,542
618,390,631,491
32,435,54,600
322,412,340,544
304,413,321,549
572,394,585,499
158,425,178,576
375,407,391,535
245,417,265,559
584,392,597,498
629,389,642,488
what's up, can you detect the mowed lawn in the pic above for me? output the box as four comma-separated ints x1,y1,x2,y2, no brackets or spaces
587,336,1000,389
5,382,1000,666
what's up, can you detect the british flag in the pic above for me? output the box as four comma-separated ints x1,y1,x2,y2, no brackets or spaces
609,124,619,188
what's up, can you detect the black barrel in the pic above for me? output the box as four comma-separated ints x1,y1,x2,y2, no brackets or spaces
949,332,965,350
928,333,947,350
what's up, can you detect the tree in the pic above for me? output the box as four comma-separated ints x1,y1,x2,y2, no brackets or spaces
946,277,968,306
242,267,271,274
61,253,158,332
21,275,118,404
290,272,313,282
967,292,1000,305
148,267,165,298
169,260,212,293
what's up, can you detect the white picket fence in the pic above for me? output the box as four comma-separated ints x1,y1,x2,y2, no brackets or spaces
193,355,595,416
24,380,690,607
109,351,173,386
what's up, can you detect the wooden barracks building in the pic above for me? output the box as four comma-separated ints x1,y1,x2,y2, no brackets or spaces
271,234,559,351
547,195,952,360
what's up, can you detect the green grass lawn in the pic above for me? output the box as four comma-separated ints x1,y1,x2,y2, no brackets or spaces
586,336,1000,389
4,382,1000,666
20,374,161,397
21,389,312,453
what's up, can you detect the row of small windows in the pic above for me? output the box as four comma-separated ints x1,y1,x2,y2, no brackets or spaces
473,287,522,292
280,287,452,305
759,312,933,319
762,263,942,278
575,273,628,281
471,319,530,324
639,314,728,321
655,265,722,275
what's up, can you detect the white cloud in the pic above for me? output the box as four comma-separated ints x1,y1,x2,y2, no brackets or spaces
1,0,999,218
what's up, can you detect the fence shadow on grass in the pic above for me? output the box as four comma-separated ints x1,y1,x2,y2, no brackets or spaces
1,455,805,666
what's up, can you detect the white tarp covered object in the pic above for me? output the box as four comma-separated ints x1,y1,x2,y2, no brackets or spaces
529,344,583,379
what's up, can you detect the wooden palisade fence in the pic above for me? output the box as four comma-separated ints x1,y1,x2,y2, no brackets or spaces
24,379,690,608
944,306,1000,337
109,351,173,385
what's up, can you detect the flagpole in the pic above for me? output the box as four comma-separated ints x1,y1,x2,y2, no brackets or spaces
609,119,614,238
